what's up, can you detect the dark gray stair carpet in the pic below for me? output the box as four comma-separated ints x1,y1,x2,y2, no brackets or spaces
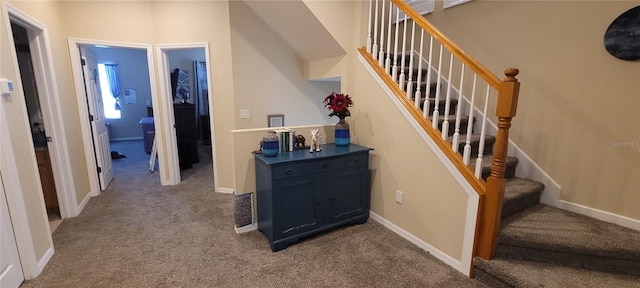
472,154,519,180
501,177,544,219
497,204,640,276
447,133,494,157
474,257,640,288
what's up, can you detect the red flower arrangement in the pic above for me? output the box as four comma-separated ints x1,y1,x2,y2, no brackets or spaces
323,92,353,119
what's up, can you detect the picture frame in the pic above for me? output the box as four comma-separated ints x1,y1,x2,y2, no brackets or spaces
267,114,284,127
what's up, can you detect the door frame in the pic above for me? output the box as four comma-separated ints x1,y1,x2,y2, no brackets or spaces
68,39,171,190
156,43,218,187
2,2,73,278
3,3,76,219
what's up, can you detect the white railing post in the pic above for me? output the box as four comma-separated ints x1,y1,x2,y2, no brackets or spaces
442,54,454,140
385,1,393,74
452,63,465,153
463,74,477,165
399,15,408,90
378,0,385,65
373,0,379,60
406,22,416,99
423,36,433,119
415,31,425,109
367,0,372,53
432,45,443,126
392,6,400,82
475,84,491,178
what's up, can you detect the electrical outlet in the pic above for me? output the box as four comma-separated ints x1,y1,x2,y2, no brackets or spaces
395,190,403,204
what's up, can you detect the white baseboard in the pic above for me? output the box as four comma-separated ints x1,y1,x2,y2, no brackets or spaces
369,212,466,275
76,190,92,216
217,187,234,194
35,246,54,277
508,140,562,207
558,200,640,231
234,223,257,234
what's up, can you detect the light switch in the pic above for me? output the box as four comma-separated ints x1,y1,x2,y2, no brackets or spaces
240,109,250,119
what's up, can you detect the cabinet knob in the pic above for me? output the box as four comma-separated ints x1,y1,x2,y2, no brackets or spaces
354,159,361,164
322,163,329,168
330,196,335,201
285,169,293,175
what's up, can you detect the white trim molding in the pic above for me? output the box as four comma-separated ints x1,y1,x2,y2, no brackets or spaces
370,212,468,275
4,2,78,219
558,200,640,231
234,223,258,234
68,38,161,189
156,42,219,188
217,187,234,194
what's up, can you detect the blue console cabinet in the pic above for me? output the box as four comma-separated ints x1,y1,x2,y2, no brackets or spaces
254,144,373,251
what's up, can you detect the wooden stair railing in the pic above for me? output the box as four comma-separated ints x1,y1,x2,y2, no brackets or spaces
361,0,521,260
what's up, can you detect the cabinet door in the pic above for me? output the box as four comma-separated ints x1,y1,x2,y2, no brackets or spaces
273,176,321,238
325,169,368,223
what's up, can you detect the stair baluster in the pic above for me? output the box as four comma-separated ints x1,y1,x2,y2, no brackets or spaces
406,22,416,100
475,85,491,179
422,36,433,117
373,0,379,60
392,6,400,82
378,0,385,65
415,31,425,109
431,45,443,123
367,0,372,53
385,1,393,74
398,14,408,90
452,63,465,153
463,75,477,165
441,55,454,140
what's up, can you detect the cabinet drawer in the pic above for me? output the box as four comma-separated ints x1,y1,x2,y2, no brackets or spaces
347,153,368,167
273,158,347,180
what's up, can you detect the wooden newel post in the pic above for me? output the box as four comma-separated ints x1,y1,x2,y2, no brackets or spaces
476,68,520,260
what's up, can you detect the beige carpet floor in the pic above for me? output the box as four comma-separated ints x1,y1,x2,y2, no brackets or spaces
21,140,485,288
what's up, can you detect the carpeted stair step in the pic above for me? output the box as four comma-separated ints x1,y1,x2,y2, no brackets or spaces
405,81,440,98
428,115,472,137
470,154,519,181
406,96,459,116
474,256,640,288
501,177,544,218
447,133,494,158
496,204,640,277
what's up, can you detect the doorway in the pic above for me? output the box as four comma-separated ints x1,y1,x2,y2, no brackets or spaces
89,45,157,181
68,39,169,194
165,48,212,177
10,20,61,232
157,43,218,186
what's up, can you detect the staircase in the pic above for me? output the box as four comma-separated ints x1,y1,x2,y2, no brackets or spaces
361,1,639,285
396,60,640,287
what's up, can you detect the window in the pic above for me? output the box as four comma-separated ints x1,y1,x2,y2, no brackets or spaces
98,63,121,119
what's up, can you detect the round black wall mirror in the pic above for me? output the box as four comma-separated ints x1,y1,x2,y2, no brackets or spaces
604,6,640,61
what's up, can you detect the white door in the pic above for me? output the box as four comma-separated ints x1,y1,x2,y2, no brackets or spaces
0,173,25,288
79,46,113,190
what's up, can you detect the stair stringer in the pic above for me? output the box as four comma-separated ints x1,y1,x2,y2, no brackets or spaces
358,52,479,276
